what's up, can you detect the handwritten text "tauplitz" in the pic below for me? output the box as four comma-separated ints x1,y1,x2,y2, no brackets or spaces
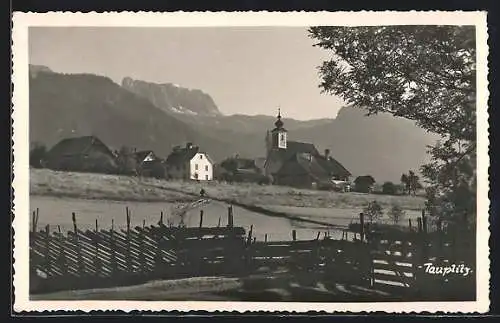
423,263,472,277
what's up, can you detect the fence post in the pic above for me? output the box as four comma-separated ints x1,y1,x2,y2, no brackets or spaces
72,212,84,276
408,218,412,231
32,211,37,233
265,234,268,242
292,230,297,241
246,225,253,245
44,224,51,276
160,211,164,226
57,225,67,276
417,217,423,233
140,220,146,274
126,207,132,273
34,208,39,233
227,206,234,228
359,212,365,243
93,219,101,277
421,210,427,234
110,219,117,275
316,232,321,240
217,217,221,228
198,210,204,240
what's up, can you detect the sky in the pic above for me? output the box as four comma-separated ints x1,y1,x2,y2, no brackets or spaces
29,27,345,120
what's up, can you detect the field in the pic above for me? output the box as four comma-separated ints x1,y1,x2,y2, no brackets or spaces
31,169,426,210
28,170,444,301
30,169,425,241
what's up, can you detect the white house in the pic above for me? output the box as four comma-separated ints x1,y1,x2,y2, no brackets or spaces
165,143,214,181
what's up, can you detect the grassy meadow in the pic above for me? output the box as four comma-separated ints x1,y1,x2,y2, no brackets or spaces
30,168,427,211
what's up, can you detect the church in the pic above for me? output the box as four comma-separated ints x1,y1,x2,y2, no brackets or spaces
263,110,351,190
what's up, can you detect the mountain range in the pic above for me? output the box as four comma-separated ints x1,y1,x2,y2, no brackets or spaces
28,65,439,182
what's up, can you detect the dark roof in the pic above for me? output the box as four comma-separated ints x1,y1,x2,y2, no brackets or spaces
275,153,329,182
287,141,319,155
354,175,376,184
315,155,352,178
234,158,257,170
165,146,199,166
47,136,114,158
134,150,155,163
264,141,320,175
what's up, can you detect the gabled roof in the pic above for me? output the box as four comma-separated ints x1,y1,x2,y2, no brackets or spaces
48,136,114,158
165,146,199,166
315,155,352,178
287,141,319,156
264,141,320,175
234,158,258,170
275,153,329,182
134,150,156,163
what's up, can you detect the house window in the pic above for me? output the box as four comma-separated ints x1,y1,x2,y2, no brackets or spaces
199,155,203,159
205,165,209,171
195,164,199,170
205,175,209,180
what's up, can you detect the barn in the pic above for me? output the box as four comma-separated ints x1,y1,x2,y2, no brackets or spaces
44,136,118,174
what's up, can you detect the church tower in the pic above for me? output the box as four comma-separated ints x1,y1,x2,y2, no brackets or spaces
266,108,287,154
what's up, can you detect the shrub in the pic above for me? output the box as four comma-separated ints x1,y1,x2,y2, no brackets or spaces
363,200,384,223
29,143,47,168
382,181,397,195
388,204,406,225
354,175,376,193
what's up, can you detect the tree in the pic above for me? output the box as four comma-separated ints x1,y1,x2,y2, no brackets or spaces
309,26,476,227
388,204,406,225
220,158,238,176
363,200,384,224
401,170,422,195
382,181,397,195
116,146,138,175
354,175,375,193
400,173,409,195
29,143,47,168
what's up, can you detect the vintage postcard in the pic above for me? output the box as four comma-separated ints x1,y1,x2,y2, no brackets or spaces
12,11,490,313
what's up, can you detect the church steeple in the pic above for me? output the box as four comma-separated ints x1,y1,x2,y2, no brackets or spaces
266,107,287,150
274,108,284,129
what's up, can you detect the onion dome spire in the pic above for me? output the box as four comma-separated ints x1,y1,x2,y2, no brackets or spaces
274,107,284,129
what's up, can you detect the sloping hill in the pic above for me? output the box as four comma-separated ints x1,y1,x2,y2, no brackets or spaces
29,67,439,182
29,68,231,160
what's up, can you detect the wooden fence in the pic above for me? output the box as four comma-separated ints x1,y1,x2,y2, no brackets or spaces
30,207,249,293
30,207,475,300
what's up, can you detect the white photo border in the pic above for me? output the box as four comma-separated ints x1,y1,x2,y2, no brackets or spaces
12,11,490,313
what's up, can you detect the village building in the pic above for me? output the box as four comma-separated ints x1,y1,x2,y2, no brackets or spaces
133,150,165,178
217,156,268,184
44,135,118,174
165,143,214,181
264,110,351,189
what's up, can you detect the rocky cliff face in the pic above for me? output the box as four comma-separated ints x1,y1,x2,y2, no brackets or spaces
121,77,221,117
28,67,230,160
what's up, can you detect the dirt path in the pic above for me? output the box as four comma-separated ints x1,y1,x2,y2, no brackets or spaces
140,181,348,230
